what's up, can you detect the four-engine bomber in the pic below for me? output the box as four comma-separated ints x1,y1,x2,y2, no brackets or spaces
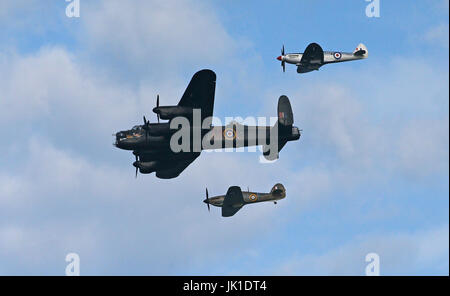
114,70,301,179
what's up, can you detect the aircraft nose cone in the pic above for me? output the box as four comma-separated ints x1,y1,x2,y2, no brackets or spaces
203,199,209,204
132,161,139,168
276,56,282,61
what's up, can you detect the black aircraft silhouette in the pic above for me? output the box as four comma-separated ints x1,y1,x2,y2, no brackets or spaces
114,70,301,179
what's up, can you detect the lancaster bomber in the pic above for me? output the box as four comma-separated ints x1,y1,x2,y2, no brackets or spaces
114,70,301,179
204,183,286,217
277,42,368,73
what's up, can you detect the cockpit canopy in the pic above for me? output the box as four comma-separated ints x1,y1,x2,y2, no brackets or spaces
131,125,142,131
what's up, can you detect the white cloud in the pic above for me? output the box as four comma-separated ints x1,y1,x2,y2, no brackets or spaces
280,57,449,178
396,118,449,177
0,0,448,275
0,137,289,274
0,47,144,140
275,224,449,275
423,23,449,49
80,0,237,80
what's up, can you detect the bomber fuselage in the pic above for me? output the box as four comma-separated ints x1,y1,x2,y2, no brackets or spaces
115,122,300,152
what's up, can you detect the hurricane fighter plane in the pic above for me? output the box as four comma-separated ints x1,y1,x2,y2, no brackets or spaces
204,183,286,217
114,70,301,179
277,42,368,73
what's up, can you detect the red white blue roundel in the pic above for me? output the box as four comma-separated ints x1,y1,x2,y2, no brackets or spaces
333,52,342,59
223,128,236,140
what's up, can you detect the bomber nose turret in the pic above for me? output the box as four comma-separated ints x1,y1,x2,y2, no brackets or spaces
116,131,125,140
114,131,126,147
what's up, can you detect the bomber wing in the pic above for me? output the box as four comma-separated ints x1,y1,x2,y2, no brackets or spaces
154,152,201,179
178,69,216,127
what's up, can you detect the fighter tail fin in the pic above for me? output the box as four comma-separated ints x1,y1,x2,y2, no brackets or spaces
353,43,368,58
270,183,286,197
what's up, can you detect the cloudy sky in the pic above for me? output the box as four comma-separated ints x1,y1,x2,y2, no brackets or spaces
0,0,448,275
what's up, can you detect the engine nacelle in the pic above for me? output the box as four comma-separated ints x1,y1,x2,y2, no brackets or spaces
153,106,193,120
146,123,174,136
134,160,161,174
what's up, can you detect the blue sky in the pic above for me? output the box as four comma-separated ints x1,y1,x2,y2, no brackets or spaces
0,0,448,275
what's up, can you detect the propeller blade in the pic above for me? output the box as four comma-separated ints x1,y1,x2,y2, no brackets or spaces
134,155,139,178
206,188,210,212
143,116,150,140
281,45,285,72
156,95,160,123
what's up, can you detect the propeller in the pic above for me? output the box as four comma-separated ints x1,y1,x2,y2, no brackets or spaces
281,45,286,72
133,154,139,178
156,95,160,123
205,188,210,212
142,116,151,141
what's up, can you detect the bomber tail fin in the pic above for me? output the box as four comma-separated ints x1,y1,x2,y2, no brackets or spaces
262,96,300,161
353,43,368,58
277,95,294,130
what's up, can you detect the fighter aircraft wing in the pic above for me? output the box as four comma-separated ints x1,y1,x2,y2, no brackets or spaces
154,152,201,179
178,69,216,127
222,186,244,217
299,43,324,65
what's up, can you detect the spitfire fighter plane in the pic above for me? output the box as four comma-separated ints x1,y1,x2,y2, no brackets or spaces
114,70,301,179
204,183,286,217
277,43,368,73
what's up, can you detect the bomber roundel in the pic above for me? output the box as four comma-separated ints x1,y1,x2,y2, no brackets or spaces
223,127,236,140
333,52,342,59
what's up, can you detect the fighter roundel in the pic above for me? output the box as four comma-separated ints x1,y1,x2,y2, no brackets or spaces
333,52,342,59
249,193,258,202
